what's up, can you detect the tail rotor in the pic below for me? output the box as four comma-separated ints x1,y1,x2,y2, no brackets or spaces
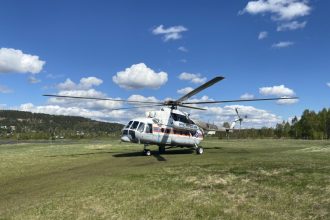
235,108,247,131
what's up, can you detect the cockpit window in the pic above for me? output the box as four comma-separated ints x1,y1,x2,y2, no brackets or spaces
137,122,145,132
125,121,133,128
131,121,139,130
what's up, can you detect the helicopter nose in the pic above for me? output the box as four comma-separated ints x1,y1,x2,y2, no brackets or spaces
121,135,131,142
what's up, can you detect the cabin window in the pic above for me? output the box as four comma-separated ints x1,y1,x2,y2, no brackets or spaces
171,113,194,124
131,121,139,130
146,124,152,133
123,130,128,135
137,122,145,132
161,128,164,133
165,129,171,134
125,121,133,128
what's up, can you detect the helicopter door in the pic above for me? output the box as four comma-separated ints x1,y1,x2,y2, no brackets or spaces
136,122,145,141
143,123,154,143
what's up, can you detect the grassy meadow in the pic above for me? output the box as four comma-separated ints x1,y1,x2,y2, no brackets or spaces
0,138,329,219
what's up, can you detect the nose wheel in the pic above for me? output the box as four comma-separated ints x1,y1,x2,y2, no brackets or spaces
143,144,151,156
196,146,204,155
143,149,151,156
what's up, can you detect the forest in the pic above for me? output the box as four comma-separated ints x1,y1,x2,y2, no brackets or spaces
218,108,330,140
0,110,123,140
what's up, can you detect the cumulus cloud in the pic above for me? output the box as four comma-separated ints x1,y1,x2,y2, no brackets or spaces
178,72,207,84
0,48,45,74
327,82,330,88
178,46,188,52
127,94,159,103
48,77,123,111
240,93,255,99
258,31,268,40
152,25,188,41
57,77,103,90
241,0,311,21
26,94,165,124
272,41,294,48
0,85,13,93
276,96,298,105
112,63,168,89
190,105,282,128
277,20,307,31
177,87,194,95
20,103,106,118
256,85,298,105
259,85,295,96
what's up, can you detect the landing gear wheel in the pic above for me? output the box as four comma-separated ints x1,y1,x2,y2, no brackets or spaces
144,149,151,156
159,146,165,154
196,147,204,155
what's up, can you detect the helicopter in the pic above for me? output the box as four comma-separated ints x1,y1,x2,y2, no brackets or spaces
44,76,297,156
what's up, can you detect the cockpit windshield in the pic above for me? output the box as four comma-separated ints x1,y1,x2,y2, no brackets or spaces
137,122,145,132
125,121,133,128
131,121,139,130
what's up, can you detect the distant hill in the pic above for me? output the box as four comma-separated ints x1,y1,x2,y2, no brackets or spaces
0,110,124,139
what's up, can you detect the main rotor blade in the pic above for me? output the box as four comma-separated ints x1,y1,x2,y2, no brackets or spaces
178,104,206,110
108,104,165,111
176,76,225,102
182,97,299,105
43,94,163,104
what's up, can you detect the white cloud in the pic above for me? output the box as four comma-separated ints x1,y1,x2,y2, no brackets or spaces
180,59,187,63
112,63,168,89
272,41,294,48
152,25,188,41
25,94,165,124
28,75,41,84
258,31,268,40
259,85,295,96
178,72,207,84
177,87,194,95
277,20,307,31
241,0,311,21
187,95,213,103
276,96,299,105
178,46,188,52
240,93,255,99
20,103,110,120
327,82,330,88
49,77,122,111
127,94,159,103
190,105,282,128
0,48,45,74
0,85,13,93
57,77,103,90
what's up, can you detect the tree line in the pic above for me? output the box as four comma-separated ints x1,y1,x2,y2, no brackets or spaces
1,108,330,140
217,108,330,140
0,110,123,140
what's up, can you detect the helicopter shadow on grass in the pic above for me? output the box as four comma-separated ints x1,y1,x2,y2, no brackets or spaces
112,149,194,162
45,151,114,157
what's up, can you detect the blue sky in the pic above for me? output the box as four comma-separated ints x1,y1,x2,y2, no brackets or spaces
0,0,329,127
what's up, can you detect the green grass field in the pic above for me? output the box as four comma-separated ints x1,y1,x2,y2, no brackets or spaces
0,139,329,219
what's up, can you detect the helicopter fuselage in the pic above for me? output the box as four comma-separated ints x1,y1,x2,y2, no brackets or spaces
121,108,203,148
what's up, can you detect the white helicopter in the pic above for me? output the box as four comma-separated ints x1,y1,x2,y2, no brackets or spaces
44,76,297,156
